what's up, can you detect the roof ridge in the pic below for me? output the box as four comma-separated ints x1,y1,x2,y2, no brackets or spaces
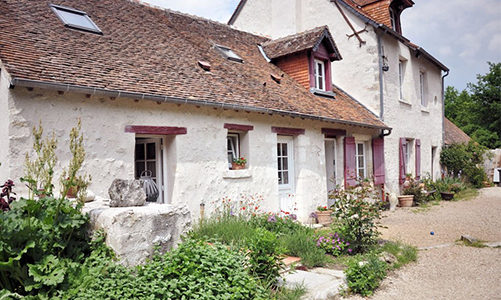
262,26,328,46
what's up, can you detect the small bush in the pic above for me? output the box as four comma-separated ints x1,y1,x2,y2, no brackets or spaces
440,141,489,187
279,229,328,268
379,241,417,269
345,255,387,297
250,213,303,236
329,184,382,253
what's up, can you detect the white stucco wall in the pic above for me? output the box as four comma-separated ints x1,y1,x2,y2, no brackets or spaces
5,87,379,222
0,68,10,180
232,0,445,194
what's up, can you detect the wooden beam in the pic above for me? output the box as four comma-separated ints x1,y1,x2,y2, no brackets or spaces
321,128,346,136
224,123,254,131
271,126,305,136
125,125,187,135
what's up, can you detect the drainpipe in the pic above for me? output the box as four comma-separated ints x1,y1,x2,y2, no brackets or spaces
377,33,384,121
441,70,449,146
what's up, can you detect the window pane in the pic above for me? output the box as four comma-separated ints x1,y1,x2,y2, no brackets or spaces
135,144,145,160
135,162,145,179
283,171,289,184
357,143,364,154
56,9,98,30
146,143,156,160
283,158,288,171
358,156,364,168
278,171,283,184
278,158,282,171
277,144,281,156
358,169,364,179
146,162,156,177
282,143,287,156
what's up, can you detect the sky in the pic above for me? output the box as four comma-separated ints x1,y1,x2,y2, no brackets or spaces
143,0,501,91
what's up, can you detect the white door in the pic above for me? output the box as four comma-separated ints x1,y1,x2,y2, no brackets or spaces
135,138,163,202
324,139,337,193
277,136,295,213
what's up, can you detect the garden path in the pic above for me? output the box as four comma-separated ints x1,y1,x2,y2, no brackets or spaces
345,187,501,300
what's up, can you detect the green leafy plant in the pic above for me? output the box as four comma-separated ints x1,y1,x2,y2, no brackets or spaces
329,185,382,253
232,156,247,166
345,255,387,297
316,206,329,211
247,228,283,284
315,232,351,256
278,228,328,268
402,177,428,205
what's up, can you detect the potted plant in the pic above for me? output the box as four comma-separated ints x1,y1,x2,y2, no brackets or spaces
231,157,247,170
398,176,419,207
315,206,332,225
436,177,463,201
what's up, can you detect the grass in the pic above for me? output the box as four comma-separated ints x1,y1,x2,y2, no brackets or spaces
456,239,488,248
412,199,441,213
453,188,479,202
379,241,418,269
275,284,307,300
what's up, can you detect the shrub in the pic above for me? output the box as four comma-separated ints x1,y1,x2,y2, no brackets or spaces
247,228,283,284
315,232,351,256
250,213,303,236
279,228,328,268
378,241,417,269
329,185,382,253
440,141,488,187
402,177,428,205
66,239,268,299
345,255,387,297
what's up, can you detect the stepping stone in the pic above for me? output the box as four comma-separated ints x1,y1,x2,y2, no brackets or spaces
281,268,346,299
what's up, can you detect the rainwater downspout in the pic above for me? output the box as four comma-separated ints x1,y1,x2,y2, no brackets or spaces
377,33,384,121
441,70,449,146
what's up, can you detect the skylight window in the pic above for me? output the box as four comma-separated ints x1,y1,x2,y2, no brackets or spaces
50,4,102,34
215,45,243,63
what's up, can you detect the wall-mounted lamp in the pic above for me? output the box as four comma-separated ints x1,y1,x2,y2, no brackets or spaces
382,55,389,72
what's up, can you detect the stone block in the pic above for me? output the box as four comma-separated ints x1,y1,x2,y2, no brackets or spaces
84,201,191,266
108,179,146,207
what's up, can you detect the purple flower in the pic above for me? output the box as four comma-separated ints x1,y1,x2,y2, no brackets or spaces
290,214,297,220
310,212,318,218
348,248,352,253
267,215,277,223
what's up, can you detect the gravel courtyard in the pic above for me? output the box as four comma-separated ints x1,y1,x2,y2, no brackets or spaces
347,187,501,300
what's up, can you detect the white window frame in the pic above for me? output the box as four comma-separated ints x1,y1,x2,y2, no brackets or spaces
356,142,367,180
399,60,405,100
389,8,397,30
404,139,413,175
227,133,240,169
134,137,165,203
314,59,326,91
420,71,426,106
50,4,102,34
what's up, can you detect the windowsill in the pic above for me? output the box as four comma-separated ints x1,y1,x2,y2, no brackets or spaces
421,107,430,113
223,169,252,179
399,99,411,106
310,88,336,99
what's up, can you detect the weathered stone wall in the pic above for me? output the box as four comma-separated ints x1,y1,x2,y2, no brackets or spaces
0,68,10,179
84,201,191,266
4,86,379,222
484,149,501,182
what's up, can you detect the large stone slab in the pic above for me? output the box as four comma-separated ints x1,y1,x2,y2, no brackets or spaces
84,200,191,266
108,179,146,207
281,267,346,300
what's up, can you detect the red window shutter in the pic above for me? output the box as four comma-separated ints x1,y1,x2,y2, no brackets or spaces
399,137,406,184
344,137,357,187
415,139,421,180
372,138,385,185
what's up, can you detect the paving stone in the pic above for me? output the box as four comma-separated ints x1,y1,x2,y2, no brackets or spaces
282,268,346,300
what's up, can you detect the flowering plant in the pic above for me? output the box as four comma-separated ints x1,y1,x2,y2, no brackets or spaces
0,179,16,211
232,157,247,166
211,194,263,220
316,232,351,256
316,206,330,211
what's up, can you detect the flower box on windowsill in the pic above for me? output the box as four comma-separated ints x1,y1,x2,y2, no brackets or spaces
231,162,246,170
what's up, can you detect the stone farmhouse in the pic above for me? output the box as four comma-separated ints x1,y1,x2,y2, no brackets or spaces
0,0,396,224
230,0,450,193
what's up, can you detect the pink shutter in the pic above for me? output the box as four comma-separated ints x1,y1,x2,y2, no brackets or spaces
372,138,385,185
399,138,406,185
415,139,421,180
344,137,357,187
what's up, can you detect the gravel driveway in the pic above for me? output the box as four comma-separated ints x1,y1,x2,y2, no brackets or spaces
346,187,501,300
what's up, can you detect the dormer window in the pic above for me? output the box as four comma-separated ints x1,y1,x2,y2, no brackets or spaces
50,4,102,34
389,8,397,30
314,59,326,91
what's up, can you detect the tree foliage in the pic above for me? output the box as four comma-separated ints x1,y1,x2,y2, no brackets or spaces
445,62,501,148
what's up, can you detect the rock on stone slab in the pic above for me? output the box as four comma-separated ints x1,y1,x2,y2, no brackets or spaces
108,179,146,207
461,235,478,244
379,251,398,264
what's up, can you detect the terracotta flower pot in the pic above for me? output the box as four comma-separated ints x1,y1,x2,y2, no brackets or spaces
398,195,414,207
231,162,245,170
440,192,454,201
316,210,332,226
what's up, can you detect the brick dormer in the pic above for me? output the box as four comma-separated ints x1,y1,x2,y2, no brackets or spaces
262,26,342,95
353,0,414,33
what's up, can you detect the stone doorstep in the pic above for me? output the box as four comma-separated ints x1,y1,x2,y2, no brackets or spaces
281,268,346,300
282,256,302,266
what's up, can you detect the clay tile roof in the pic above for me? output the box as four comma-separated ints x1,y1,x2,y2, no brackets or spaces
444,118,471,145
0,0,388,129
262,26,342,61
350,0,382,7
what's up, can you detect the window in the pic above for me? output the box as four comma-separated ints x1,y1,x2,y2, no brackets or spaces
356,142,366,180
50,4,102,34
216,45,244,63
135,138,163,202
404,139,413,174
314,59,326,91
227,133,240,169
420,71,427,106
398,60,405,100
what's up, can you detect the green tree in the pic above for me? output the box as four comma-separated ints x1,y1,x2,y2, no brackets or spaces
445,62,501,149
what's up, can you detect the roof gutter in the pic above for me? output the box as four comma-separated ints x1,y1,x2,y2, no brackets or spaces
9,78,391,130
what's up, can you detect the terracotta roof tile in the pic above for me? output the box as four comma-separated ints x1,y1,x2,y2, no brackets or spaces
0,0,387,129
444,118,471,145
262,26,341,61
